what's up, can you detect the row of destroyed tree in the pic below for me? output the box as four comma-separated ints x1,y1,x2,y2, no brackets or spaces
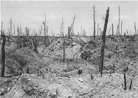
0,8,78,77
0,6,137,91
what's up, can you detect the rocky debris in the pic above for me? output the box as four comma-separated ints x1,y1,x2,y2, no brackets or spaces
1,35,138,98
81,50,92,60
91,73,138,98
0,76,19,96
1,54,138,98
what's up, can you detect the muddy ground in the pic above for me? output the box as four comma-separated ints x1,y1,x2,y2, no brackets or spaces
0,36,138,98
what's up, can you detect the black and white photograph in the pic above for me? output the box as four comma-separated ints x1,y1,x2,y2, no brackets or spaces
0,0,138,98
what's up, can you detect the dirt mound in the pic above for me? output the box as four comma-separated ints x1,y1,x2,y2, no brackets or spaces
0,47,48,76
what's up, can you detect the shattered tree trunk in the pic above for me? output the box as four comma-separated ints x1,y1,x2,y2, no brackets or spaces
112,24,114,36
97,23,99,36
68,27,71,39
10,19,13,36
93,5,96,40
68,15,76,39
43,14,50,51
129,79,133,90
1,31,6,77
63,36,65,62
134,22,136,35
121,21,123,36
100,7,109,77
108,26,111,35
33,33,38,53
61,17,65,62
118,6,120,36
124,72,127,90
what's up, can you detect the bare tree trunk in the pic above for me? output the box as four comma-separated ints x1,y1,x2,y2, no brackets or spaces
100,7,109,77
93,5,96,40
121,21,123,36
42,14,50,52
1,31,6,77
13,25,16,36
134,22,136,35
126,30,129,35
33,33,38,53
112,24,114,36
68,27,71,39
68,15,76,39
63,36,65,62
97,23,99,36
124,72,127,90
61,17,65,62
118,6,120,35
108,26,111,35
10,19,13,36
129,79,133,90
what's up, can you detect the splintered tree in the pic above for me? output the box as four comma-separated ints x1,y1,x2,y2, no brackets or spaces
39,25,43,36
1,23,6,77
93,5,96,40
108,26,111,35
116,6,120,36
61,17,65,62
134,22,137,35
13,25,16,36
24,27,30,47
25,27,30,36
100,7,109,77
123,64,128,90
42,14,50,51
121,21,123,36
112,24,114,36
68,15,76,39
33,32,38,53
118,6,120,35
7,19,13,42
10,18,13,36
97,23,99,36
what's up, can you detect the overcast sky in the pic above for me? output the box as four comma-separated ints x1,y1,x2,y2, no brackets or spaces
1,1,138,36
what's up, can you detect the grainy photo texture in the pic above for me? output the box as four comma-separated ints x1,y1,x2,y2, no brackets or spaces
0,1,138,98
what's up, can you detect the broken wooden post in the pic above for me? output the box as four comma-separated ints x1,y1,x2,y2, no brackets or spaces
100,7,110,77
